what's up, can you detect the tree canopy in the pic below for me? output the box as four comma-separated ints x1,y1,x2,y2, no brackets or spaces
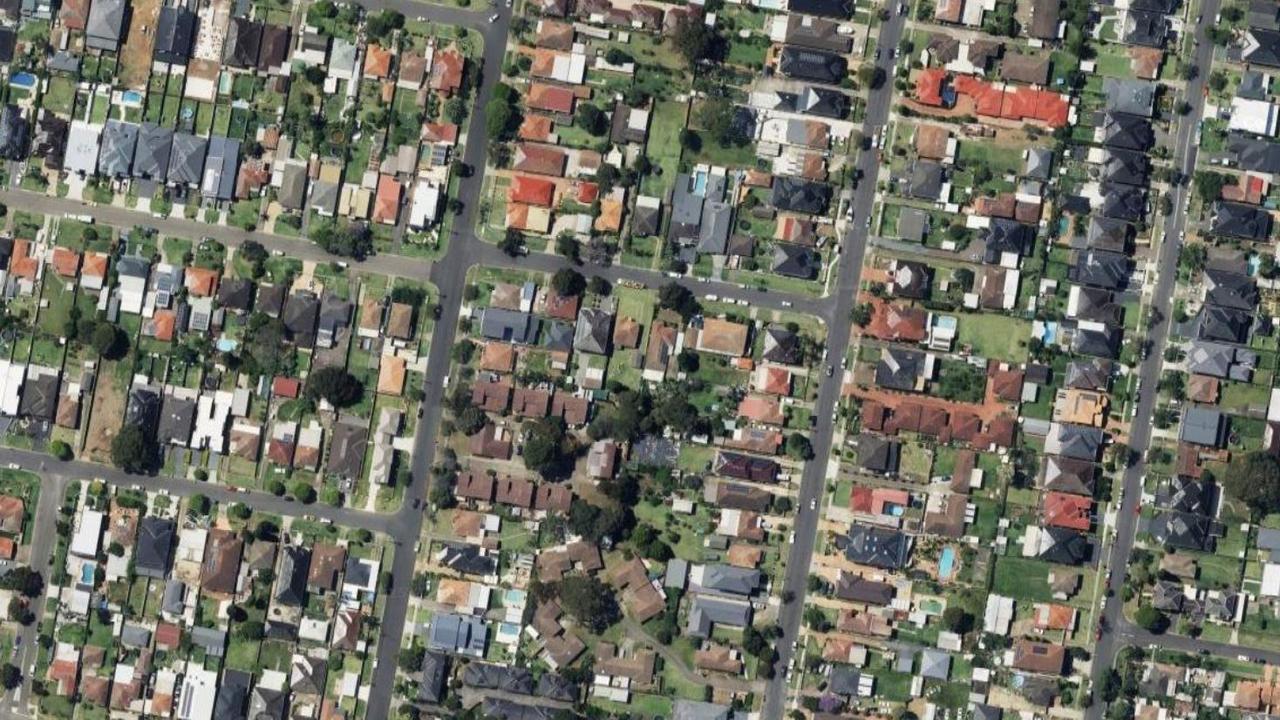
556,575,621,633
551,268,586,297
657,282,700,319
111,424,156,474
305,367,364,408
522,419,574,478
1224,452,1280,516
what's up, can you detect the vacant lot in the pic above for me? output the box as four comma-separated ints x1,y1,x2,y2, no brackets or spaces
121,0,161,87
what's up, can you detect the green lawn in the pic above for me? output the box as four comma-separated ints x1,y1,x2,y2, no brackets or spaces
956,313,1032,362
641,100,687,198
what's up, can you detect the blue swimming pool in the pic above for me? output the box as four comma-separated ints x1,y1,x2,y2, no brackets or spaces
80,562,94,585
938,547,956,580
692,169,709,195
9,72,35,89
121,90,144,104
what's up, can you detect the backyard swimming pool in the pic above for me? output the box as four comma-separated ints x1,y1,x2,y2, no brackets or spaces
938,546,956,580
10,72,35,89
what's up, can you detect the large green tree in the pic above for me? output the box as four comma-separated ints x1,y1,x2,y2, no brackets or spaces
1224,452,1280,516
111,425,155,474
556,575,621,633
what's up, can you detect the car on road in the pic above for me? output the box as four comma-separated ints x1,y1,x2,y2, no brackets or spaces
809,498,817,511
826,365,834,377
781,300,792,307
704,294,718,302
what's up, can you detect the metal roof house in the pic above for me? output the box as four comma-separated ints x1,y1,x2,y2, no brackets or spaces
85,0,126,50
97,120,138,178
132,122,173,180
202,136,240,201
153,5,196,64
167,132,206,186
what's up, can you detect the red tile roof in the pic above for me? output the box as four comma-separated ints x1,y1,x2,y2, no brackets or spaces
1042,491,1092,531
508,175,557,207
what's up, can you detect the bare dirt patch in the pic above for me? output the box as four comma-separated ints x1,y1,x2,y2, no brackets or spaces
84,363,126,461
120,0,161,88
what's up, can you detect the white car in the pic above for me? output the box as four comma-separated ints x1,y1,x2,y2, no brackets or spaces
704,294,719,302
809,498,817,511
489,12,500,20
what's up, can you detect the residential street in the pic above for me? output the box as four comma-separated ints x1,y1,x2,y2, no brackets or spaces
1085,2,1219,716
0,0,1231,716
761,7,908,719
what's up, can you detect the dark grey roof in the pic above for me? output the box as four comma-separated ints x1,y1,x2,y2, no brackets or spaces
1180,406,1225,447
787,0,853,18
125,384,161,435
428,612,487,656
168,132,207,186
536,673,579,702
98,120,138,178
779,45,847,84
1228,132,1280,173
1195,305,1252,344
1099,184,1146,222
202,136,240,200
162,579,185,615
686,595,753,638
1046,423,1103,461
157,393,196,444
1245,27,1280,67
834,574,894,604
696,201,733,254
418,652,450,704
0,105,27,161
771,243,818,279
573,307,614,354
1071,325,1120,359
1070,287,1122,325
1155,476,1218,516
136,517,175,578
480,307,539,344
1123,8,1169,47
857,433,901,475
213,669,251,720
217,278,254,312
1102,112,1154,151
830,664,862,695
1211,201,1272,240
1205,269,1259,310
796,86,851,119
154,5,197,64
481,699,558,720
327,417,368,479
343,555,373,588
282,291,319,347
1104,78,1156,117
437,542,497,576
984,219,1034,263
223,17,263,67
1038,527,1092,564
85,0,126,50
1103,148,1150,187
875,347,925,392
762,325,801,364
698,564,761,595
770,176,831,215
463,663,532,693
279,163,308,210
908,160,945,200
1149,510,1219,551
839,524,911,569
249,686,287,720
1072,249,1131,290
274,545,309,606
133,122,173,180
1086,216,1132,253
19,372,56,421
1041,456,1097,496
1186,340,1256,380
1065,359,1111,390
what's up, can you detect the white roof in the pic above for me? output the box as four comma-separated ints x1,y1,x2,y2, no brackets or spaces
191,390,232,452
1229,97,1279,137
177,666,217,720
1263,563,1280,597
409,181,441,229
982,594,1014,635
0,360,25,416
64,121,103,175
1268,388,1280,423
71,508,104,558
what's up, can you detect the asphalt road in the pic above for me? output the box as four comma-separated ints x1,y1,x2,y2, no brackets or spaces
7,473,63,713
1085,3,1218,717
760,9,908,719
